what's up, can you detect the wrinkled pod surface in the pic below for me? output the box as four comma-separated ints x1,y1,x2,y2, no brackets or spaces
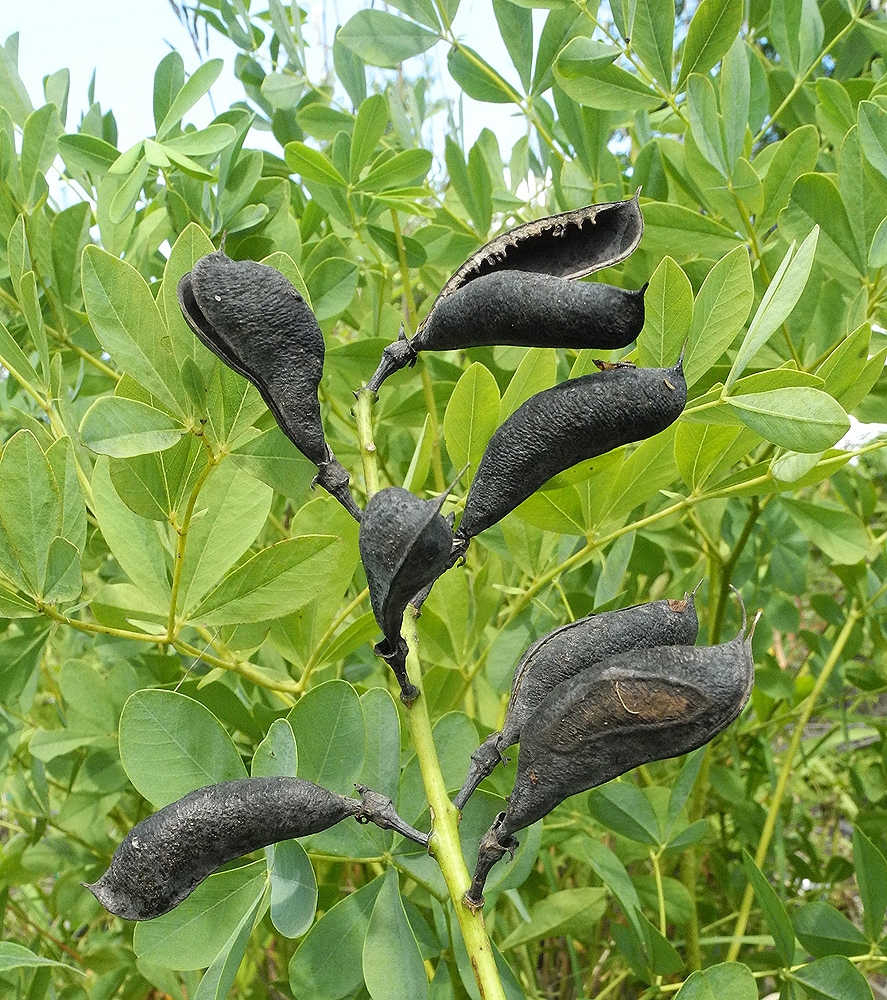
177,247,362,521
366,194,644,391
464,600,757,908
452,357,687,558
85,778,428,921
358,486,454,703
453,590,700,810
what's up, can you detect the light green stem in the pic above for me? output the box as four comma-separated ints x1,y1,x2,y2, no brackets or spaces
354,389,380,498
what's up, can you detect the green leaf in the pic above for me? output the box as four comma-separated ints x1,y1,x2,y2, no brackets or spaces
853,826,887,942
7,214,30,304
306,257,358,320
726,227,819,388
186,534,339,626
0,316,44,397
109,153,149,222
359,688,402,802
444,362,500,479
555,38,661,110
157,58,224,139
19,271,49,380
229,427,316,500
21,103,61,207
119,689,247,807
499,348,557,420
350,94,388,180
193,895,261,1000
770,0,824,78
447,45,516,103
261,251,312,308
781,498,870,565
80,395,186,457
870,216,887,268
337,10,439,69
581,840,647,944
640,202,742,258
720,39,750,172
588,783,662,846
675,423,750,490
268,840,317,939
728,387,849,453
632,0,674,87
677,0,743,87
0,429,60,599
284,141,348,187
176,460,271,613
688,73,728,176
0,942,80,974
781,174,865,277
357,148,433,192
134,861,265,970
0,33,34,125
493,0,533,92
794,902,870,959
665,750,705,833
500,887,607,950
289,876,383,1000
287,679,365,795
153,51,185,133
252,718,298,779
163,123,237,157
82,245,185,417
363,869,429,1000
43,536,83,605
758,124,821,233
57,132,120,174
685,246,753,387
857,100,887,179
742,852,796,965
91,456,171,610
674,962,758,999
790,955,873,1000
638,256,693,369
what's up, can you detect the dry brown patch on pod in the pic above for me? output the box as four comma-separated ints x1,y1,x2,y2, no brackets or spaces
84,778,428,921
177,245,361,520
452,356,687,557
365,194,645,391
464,595,757,908
358,486,454,703
453,589,700,810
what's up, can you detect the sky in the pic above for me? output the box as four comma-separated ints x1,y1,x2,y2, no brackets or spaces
6,0,525,152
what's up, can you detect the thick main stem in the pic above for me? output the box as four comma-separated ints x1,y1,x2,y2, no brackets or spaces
355,386,505,999
404,623,507,1000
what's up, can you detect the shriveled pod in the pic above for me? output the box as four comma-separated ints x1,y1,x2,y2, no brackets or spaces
358,486,453,704
85,778,428,921
177,246,362,521
453,589,700,810
464,596,758,909
452,356,687,557
365,193,645,391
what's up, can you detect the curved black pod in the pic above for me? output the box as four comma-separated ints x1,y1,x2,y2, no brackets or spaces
453,591,700,810
365,193,645,391
453,357,687,552
85,779,430,921
85,777,362,920
358,486,453,703
464,600,757,909
177,247,362,521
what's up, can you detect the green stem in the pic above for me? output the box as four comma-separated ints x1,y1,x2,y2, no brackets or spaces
297,586,371,693
724,608,860,962
354,389,381,497
403,620,506,1000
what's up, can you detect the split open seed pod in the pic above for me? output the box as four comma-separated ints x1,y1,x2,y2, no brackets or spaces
464,594,757,908
177,245,362,520
84,778,428,921
365,193,645,391
358,485,454,703
453,590,700,810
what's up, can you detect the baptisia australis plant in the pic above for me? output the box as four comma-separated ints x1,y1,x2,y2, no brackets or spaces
86,196,757,991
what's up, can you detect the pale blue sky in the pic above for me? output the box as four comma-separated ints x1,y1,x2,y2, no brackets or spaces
7,1,526,151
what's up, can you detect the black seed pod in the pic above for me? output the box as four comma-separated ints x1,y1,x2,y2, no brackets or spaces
177,247,362,521
365,194,645,391
84,779,429,921
358,486,454,703
453,591,700,810
453,357,687,551
464,600,757,909
84,777,363,920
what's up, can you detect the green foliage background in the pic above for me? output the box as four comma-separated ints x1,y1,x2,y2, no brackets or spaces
1,0,887,997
